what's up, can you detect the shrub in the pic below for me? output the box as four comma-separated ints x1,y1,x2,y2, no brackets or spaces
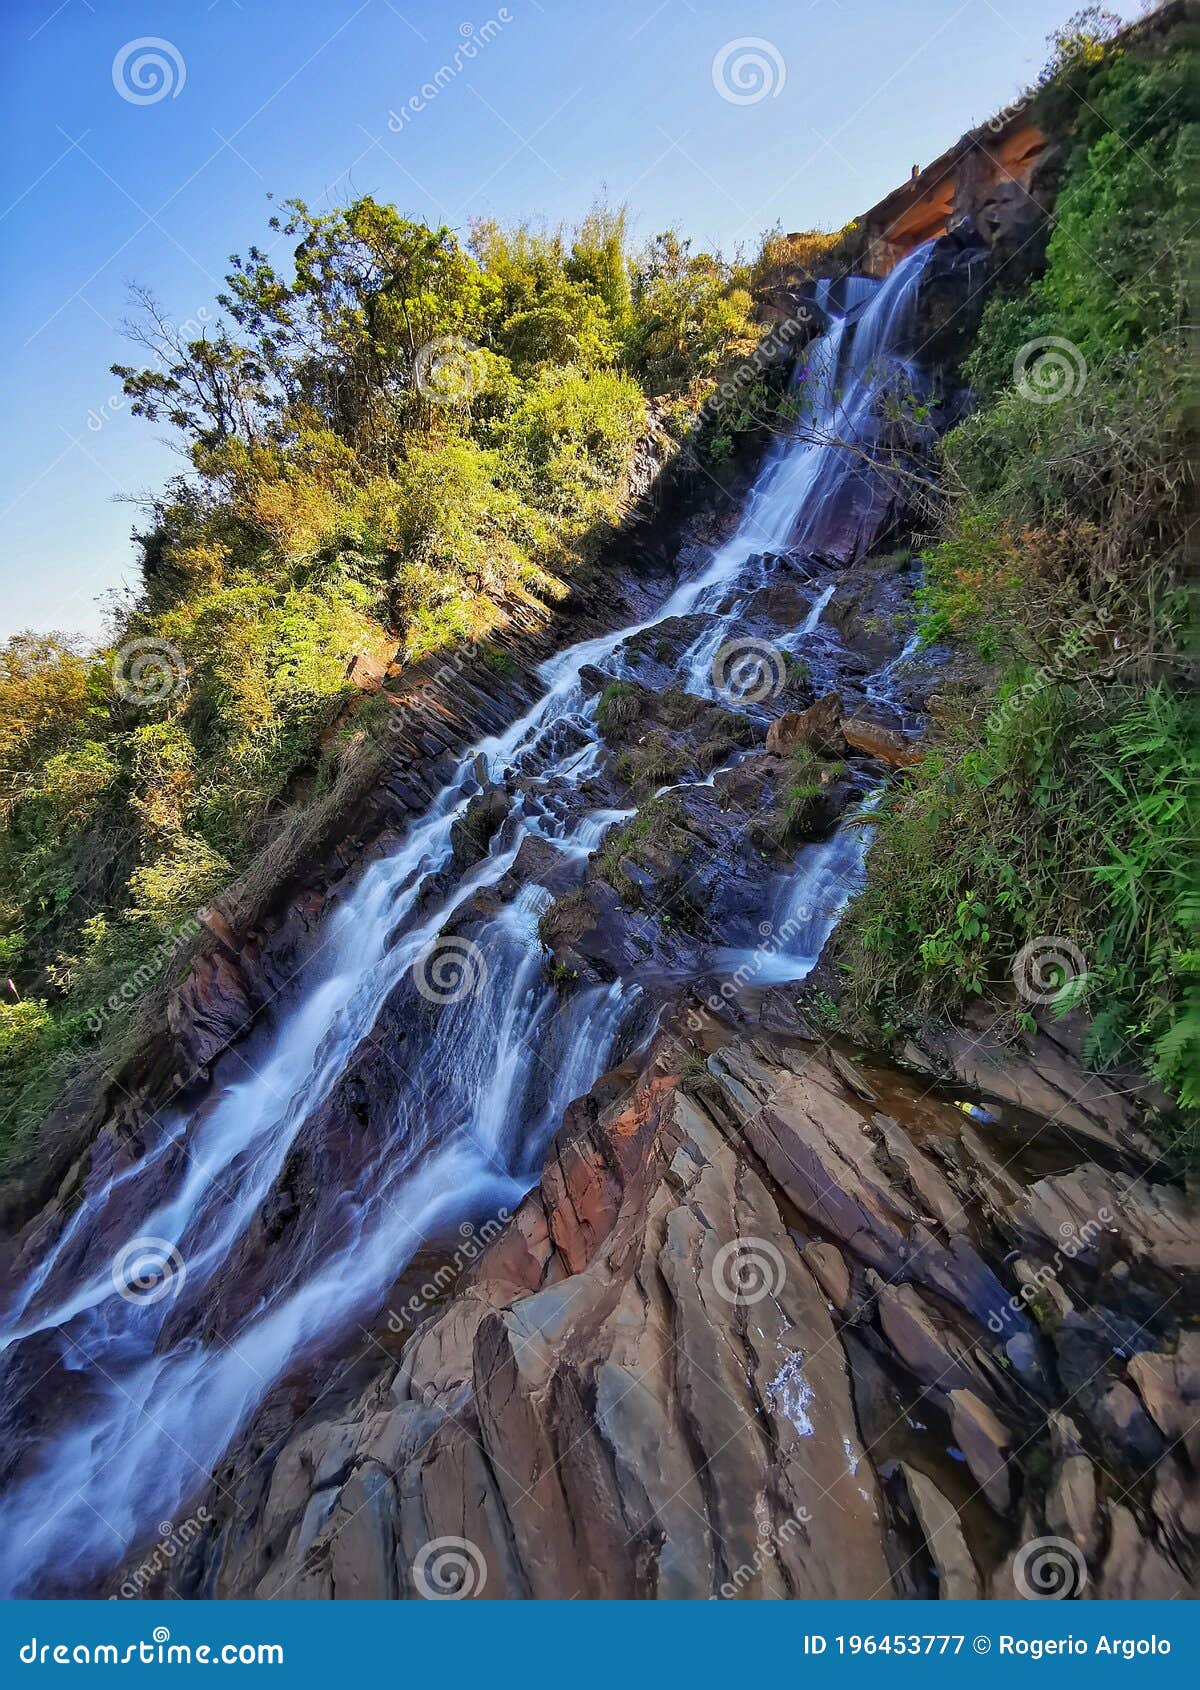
839,38,1196,1142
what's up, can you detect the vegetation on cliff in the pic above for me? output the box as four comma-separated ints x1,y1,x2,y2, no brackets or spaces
0,199,810,1163
838,31,1198,1134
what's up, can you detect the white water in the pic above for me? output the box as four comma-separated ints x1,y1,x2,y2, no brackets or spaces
0,242,932,1595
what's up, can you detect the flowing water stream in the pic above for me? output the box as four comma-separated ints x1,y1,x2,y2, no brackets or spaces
0,243,932,1596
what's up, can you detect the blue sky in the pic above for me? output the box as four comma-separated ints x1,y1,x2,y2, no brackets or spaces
0,0,1132,641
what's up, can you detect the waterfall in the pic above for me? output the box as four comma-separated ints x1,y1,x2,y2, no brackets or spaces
0,242,933,1596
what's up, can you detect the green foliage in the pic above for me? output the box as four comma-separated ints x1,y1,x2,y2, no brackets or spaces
596,681,641,738
616,732,687,796
3,188,784,1162
499,367,645,516
841,681,1196,1108
841,37,1197,1141
627,231,757,395
595,792,690,893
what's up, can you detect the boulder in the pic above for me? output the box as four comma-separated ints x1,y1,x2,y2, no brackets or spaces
803,1241,853,1313
843,715,925,767
1128,1337,1200,1467
1046,1453,1101,1560
449,787,509,867
948,1388,1011,1512
901,1465,981,1600
1095,1380,1164,1471
765,692,845,756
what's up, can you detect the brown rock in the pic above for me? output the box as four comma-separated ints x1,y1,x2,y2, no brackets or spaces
345,649,388,691
948,1388,1011,1512
843,715,925,767
1096,1380,1163,1468
168,947,255,1071
1098,1502,1191,1599
765,691,845,756
803,1241,852,1313
1046,1453,1101,1560
877,1284,980,1396
901,1464,981,1599
1128,1337,1200,1466
1152,1454,1200,1569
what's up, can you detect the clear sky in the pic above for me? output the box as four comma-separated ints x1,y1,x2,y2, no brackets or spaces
0,0,1133,642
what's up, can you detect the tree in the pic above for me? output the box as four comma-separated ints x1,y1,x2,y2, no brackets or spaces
111,285,273,448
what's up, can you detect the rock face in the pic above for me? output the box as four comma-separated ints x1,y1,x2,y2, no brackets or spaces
766,698,924,769
140,1025,1197,1603
843,715,925,767
767,692,845,756
856,118,1056,280
9,72,1197,1601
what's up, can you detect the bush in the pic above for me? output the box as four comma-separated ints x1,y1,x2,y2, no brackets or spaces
839,37,1196,1141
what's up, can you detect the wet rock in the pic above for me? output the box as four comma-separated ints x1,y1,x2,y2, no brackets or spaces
803,1241,853,1313
899,1003,1162,1163
765,692,845,756
449,787,509,867
1099,1502,1190,1599
1021,1165,1200,1275
901,1464,981,1599
1152,1455,1200,1572
168,945,256,1072
577,664,608,696
843,715,925,767
143,1035,1199,1604
1127,1336,1200,1466
947,1389,1011,1512
1046,1451,1102,1561
1094,1380,1164,1471
876,1284,982,1398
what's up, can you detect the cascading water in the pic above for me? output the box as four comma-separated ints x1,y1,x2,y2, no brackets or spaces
0,241,933,1596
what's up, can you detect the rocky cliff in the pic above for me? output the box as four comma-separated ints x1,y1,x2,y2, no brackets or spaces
167,1019,1195,1600
2,21,1195,1604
